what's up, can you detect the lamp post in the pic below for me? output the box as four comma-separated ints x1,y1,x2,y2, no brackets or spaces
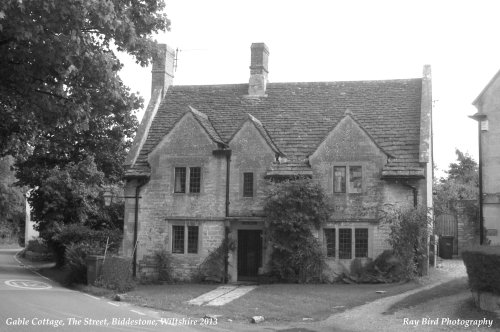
102,189,142,277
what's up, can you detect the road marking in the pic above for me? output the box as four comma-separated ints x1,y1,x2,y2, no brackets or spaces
107,302,119,307
83,294,100,300
130,310,145,316
5,279,52,290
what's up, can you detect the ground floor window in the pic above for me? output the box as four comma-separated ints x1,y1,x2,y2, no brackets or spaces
171,223,200,254
323,226,370,259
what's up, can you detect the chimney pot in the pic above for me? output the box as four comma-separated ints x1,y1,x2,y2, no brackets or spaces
248,43,269,96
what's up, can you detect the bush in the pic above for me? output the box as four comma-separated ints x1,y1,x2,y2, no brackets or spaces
26,238,50,253
96,256,135,292
156,250,173,283
64,242,93,285
383,205,432,280
48,224,122,266
462,246,500,296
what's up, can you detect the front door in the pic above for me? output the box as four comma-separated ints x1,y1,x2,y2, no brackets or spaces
237,230,262,281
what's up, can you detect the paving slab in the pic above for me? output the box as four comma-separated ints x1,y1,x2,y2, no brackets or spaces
188,285,237,305
205,286,257,306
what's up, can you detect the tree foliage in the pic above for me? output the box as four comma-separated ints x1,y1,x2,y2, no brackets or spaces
0,0,170,234
434,149,478,215
263,178,331,283
0,0,170,156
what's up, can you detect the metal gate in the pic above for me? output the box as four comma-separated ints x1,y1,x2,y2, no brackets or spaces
435,214,458,255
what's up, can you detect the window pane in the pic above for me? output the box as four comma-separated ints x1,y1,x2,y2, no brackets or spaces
189,167,201,193
172,225,184,253
243,172,254,197
174,168,186,193
349,166,362,193
339,228,352,259
324,228,336,257
334,166,346,193
355,228,369,258
187,226,199,253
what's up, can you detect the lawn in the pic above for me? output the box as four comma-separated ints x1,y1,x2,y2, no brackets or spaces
124,281,421,323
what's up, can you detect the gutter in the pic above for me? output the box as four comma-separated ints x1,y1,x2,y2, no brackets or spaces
478,122,484,244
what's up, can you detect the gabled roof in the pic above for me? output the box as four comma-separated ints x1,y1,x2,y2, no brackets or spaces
126,79,424,177
229,113,283,156
188,106,227,147
473,68,500,107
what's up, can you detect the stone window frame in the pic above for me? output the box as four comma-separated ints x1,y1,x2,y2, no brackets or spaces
322,223,373,260
169,220,202,255
240,170,257,199
332,162,365,195
172,166,203,195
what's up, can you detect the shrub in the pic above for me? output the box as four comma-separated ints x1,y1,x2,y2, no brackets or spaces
48,224,122,266
462,246,500,296
156,250,173,283
96,256,135,292
64,242,94,285
382,205,432,280
196,238,235,283
26,238,50,253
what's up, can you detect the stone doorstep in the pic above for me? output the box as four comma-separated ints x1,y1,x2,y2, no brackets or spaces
188,286,237,305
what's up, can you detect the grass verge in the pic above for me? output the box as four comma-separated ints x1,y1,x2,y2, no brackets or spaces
125,281,421,323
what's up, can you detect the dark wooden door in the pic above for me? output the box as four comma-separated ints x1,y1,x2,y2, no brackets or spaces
237,230,262,280
435,214,458,255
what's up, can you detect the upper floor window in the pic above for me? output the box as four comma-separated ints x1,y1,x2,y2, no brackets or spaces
174,167,186,193
189,167,201,193
243,172,254,197
334,165,363,194
334,166,346,193
174,167,201,194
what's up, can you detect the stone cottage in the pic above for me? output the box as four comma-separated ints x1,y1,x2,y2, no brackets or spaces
470,69,500,245
123,43,433,281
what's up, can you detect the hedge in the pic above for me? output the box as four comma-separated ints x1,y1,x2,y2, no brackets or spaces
462,246,500,295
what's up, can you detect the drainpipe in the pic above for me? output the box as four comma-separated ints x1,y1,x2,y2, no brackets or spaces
132,178,147,278
478,122,484,245
212,148,232,283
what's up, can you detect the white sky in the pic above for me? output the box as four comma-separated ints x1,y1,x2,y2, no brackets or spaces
117,0,500,178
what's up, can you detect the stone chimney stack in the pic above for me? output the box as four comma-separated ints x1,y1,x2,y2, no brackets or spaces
151,44,175,97
248,43,269,96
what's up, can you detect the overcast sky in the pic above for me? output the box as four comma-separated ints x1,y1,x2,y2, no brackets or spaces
117,0,500,177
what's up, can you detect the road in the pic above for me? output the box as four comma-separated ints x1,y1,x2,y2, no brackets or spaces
0,249,225,332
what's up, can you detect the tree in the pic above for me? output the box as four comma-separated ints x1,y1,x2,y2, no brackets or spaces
263,178,331,283
0,0,170,157
0,1,170,236
434,149,478,215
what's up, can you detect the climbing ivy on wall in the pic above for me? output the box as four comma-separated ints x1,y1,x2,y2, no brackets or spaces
263,177,331,283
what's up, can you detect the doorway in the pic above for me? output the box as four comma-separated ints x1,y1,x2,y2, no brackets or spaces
237,230,262,281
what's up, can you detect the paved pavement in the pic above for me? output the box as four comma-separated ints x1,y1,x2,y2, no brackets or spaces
189,285,257,306
0,248,229,332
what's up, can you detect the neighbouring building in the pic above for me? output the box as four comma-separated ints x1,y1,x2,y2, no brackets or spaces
123,43,433,281
471,70,500,245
